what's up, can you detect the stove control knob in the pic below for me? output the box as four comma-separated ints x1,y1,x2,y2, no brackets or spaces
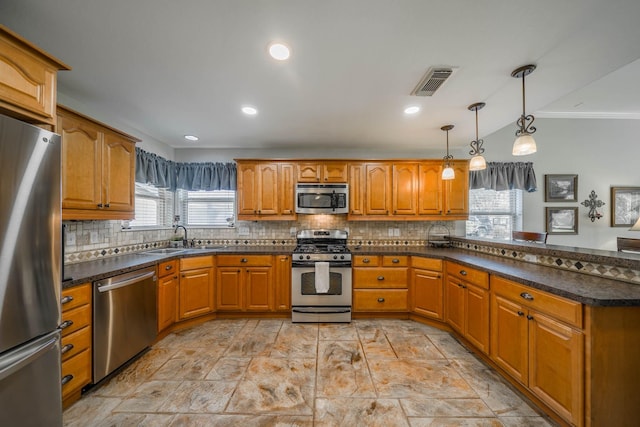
299,255,304,260
306,255,311,260
333,255,338,260
340,255,345,259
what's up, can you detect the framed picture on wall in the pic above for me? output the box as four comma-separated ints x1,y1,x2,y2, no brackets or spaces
546,207,578,235
545,174,578,202
611,186,640,227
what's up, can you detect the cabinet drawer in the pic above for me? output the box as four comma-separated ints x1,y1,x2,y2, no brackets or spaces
61,325,91,362
60,304,91,337
411,257,442,271
492,276,582,328
61,349,91,398
353,268,408,288
446,261,489,290
180,255,214,270
354,289,408,311
158,259,179,278
382,256,408,267
353,255,380,267
61,283,91,312
217,255,272,267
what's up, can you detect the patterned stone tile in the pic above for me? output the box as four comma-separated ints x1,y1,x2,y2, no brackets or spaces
316,341,376,398
205,357,251,381
151,355,219,381
386,334,446,360
112,380,180,413
408,418,503,427
63,396,121,427
158,380,237,413
315,398,410,427
168,414,314,426
319,323,359,341
94,413,175,427
400,397,495,417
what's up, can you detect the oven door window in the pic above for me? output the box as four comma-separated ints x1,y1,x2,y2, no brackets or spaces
300,271,343,295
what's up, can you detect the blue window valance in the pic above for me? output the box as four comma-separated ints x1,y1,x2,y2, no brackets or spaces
469,162,537,192
135,147,236,191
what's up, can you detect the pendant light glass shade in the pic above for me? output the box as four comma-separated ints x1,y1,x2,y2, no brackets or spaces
631,216,640,231
512,133,537,156
468,102,486,170
511,65,537,156
440,125,455,180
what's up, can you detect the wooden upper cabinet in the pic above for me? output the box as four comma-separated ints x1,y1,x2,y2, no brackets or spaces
365,163,392,216
348,163,365,217
296,161,348,182
236,160,296,220
58,106,139,220
418,162,443,215
392,163,418,215
443,161,469,217
0,26,70,127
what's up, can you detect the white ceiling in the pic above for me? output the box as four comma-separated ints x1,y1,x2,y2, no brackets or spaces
2,0,640,151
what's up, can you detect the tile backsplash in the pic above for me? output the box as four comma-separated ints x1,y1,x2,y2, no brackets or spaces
63,218,462,264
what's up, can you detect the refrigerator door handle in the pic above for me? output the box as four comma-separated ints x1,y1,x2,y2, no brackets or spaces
0,335,58,382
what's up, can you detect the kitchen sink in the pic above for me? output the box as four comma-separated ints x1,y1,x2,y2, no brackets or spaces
142,248,187,255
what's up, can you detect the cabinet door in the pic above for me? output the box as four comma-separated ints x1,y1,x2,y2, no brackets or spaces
444,162,469,216
179,267,214,319
157,274,178,332
490,294,528,384
392,163,418,215
411,268,443,319
279,163,296,217
528,311,584,426
365,163,391,215
216,267,243,311
102,132,135,214
257,163,278,215
465,283,490,354
274,255,291,311
237,163,258,216
245,267,273,311
418,162,443,215
445,278,465,334
59,112,102,210
296,163,321,182
323,162,348,182
348,163,365,216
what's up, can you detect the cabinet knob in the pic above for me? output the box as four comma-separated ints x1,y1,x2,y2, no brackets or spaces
377,298,385,303
527,315,534,320
517,311,525,316
97,203,103,208
61,374,74,386
59,320,74,330
165,265,173,270
60,295,74,305
241,258,248,263
520,292,534,301
459,270,467,276
174,276,178,279
377,276,385,281
392,258,399,264
363,258,370,263
105,203,110,208
394,210,397,214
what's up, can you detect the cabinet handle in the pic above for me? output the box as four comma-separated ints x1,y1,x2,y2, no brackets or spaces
61,343,74,355
363,258,370,263
527,315,534,320
258,210,261,214
520,292,534,301
392,258,399,264
105,203,110,208
97,203,103,208
386,210,389,214
281,257,288,261
517,311,525,316
457,283,467,289
173,276,178,279
165,265,173,270
241,258,248,263
394,210,397,214
59,320,74,330
377,298,385,303
377,276,385,281
60,295,74,305
61,374,74,386
459,270,467,276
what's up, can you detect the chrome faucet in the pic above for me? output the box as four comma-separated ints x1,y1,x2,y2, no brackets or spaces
174,225,188,247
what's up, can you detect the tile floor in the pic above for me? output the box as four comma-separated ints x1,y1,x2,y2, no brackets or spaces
63,319,555,426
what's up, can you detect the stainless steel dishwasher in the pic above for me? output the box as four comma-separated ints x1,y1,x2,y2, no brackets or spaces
93,266,157,383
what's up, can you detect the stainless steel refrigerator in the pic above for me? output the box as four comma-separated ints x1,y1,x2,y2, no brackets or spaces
0,113,63,426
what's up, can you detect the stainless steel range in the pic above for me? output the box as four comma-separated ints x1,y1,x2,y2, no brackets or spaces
291,229,352,323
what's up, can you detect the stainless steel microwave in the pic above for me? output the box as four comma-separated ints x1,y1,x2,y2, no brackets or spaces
295,183,349,214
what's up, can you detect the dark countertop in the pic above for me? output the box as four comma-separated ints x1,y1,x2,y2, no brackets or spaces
64,244,640,307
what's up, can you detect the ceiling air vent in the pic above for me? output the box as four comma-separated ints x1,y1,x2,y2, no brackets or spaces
411,67,453,96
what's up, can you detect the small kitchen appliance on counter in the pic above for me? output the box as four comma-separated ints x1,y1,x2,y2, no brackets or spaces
427,223,452,248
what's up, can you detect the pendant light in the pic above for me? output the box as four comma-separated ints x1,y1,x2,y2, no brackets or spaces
511,64,537,156
468,102,487,171
441,125,455,180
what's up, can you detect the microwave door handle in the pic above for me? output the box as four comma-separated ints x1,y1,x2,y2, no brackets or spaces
331,192,337,211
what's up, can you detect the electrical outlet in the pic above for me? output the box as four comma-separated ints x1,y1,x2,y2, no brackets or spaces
66,231,76,246
90,231,99,244
290,227,297,237
394,228,400,237
238,226,250,236
388,228,394,237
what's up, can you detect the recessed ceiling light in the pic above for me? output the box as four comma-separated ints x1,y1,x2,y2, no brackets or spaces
268,42,290,61
242,106,258,115
184,135,199,141
404,106,420,115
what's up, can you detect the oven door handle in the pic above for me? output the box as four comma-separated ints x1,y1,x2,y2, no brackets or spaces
292,307,351,314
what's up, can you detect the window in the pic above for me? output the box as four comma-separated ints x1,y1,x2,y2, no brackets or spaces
466,188,523,240
178,190,235,227
128,183,174,228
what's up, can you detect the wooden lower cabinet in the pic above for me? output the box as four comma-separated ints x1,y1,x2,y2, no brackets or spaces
157,259,179,332
274,255,291,311
491,276,583,426
216,255,274,312
60,283,92,408
179,256,214,319
410,258,444,319
353,255,408,312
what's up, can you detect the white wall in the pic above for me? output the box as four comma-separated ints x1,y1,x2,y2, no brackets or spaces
481,118,640,250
